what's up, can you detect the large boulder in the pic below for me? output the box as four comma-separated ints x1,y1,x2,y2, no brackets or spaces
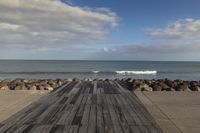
104,79,110,81
159,82,170,91
0,80,11,88
37,85,45,90
66,78,72,82
50,83,59,89
150,84,162,91
72,78,79,82
176,83,191,91
29,85,37,90
0,85,9,90
22,79,29,83
132,79,144,86
164,79,174,88
190,85,200,91
39,80,48,86
125,78,133,83
134,84,153,91
15,85,27,90
144,80,153,86
190,81,200,91
43,84,54,91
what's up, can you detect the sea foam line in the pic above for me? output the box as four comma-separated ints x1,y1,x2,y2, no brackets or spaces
115,70,157,75
93,71,99,74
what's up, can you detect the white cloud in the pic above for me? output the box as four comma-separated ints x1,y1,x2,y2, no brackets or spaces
0,0,118,50
95,18,200,61
94,40,200,61
103,47,109,52
147,18,200,39
0,23,21,30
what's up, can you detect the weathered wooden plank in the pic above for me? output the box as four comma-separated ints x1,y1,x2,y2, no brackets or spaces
68,125,79,133
0,81,163,133
116,82,153,125
106,95,124,133
87,105,97,133
56,105,73,125
48,125,65,133
101,94,115,133
33,125,54,133
114,95,135,125
97,94,104,105
97,105,105,133
147,125,163,133
64,105,80,125
138,125,150,133
102,104,115,133
12,125,29,133
130,125,141,133
78,105,90,133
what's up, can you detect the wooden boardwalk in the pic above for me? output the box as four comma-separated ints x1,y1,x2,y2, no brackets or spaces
0,81,163,133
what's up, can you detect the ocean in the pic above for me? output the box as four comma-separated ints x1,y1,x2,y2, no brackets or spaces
0,60,200,80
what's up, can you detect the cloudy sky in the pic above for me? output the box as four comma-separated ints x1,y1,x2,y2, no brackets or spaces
0,0,200,61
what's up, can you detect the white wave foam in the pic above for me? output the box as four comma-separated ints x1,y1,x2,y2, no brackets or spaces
115,70,157,75
93,71,99,74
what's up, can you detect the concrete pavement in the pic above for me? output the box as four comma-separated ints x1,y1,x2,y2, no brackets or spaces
0,90,49,122
135,91,200,133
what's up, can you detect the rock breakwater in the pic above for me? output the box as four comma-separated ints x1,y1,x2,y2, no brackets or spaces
122,78,200,91
0,79,70,90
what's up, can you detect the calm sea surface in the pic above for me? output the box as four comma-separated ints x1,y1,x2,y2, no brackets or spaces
0,60,200,80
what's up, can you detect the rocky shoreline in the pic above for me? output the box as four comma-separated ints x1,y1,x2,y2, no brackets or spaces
0,78,200,91
0,79,70,91
121,78,200,91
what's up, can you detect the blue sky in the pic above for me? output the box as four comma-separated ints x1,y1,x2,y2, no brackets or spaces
0,0,200,60
68,0,200,44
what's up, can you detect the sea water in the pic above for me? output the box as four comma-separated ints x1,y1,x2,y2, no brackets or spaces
0,60,200,80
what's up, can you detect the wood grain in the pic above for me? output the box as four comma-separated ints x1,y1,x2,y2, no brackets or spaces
0,81,163,133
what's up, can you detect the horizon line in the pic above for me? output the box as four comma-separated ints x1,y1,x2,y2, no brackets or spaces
0,59,199,62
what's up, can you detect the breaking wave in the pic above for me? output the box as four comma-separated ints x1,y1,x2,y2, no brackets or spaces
91,70,157,75
115,70,157,75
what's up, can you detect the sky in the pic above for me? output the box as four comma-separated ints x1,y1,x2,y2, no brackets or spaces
0,0,200,61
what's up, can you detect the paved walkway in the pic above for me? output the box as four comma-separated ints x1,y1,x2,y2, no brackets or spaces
136,92,200,133
0,90,48,123
0,81,163,133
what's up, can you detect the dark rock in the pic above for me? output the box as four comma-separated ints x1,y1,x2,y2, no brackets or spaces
39,80,48,86
15,85,27,90
105,79,110,81
125,78,133,82
72,78,79,82
164,80,174,87
176,83,191,91
93,78,99,81
190,81,199,91
29,85,37,90
0,80,11,87
165,87,175,91
190,85,200,91
151,84,162,91
37,85,44,90
132,79,143,86
159,82,170,91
